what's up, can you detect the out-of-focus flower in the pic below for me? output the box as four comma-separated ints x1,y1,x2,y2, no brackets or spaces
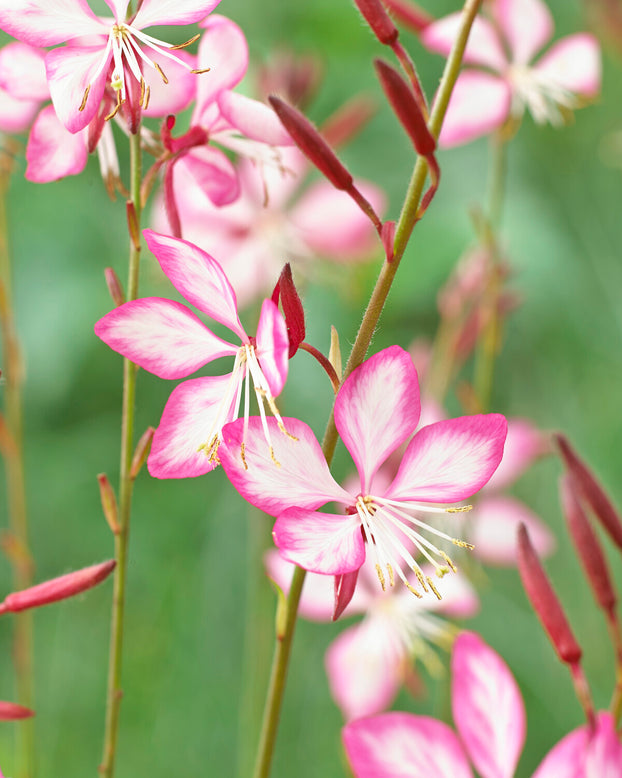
220,346,506,607
95,230,290,479
422,0,601,146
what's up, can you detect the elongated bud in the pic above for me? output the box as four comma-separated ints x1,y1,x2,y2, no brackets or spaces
354,0,398,44
0,701,35,720
0,560,116,614
380,0,433,32
374,59,435,156
329,326,342,382
381,220,396,261
320,96,377,148
272,264,305,358
98,474,120,534
130,426,155,480
269,96,353,190
517,523,582,664
555,434,622,550
104,268,125,307
126,201,140,251
560,476,617,615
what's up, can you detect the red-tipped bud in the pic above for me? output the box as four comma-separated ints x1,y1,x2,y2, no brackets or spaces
126,201,140,251
380,0,433,32
320,96,377,148
104,268,125,307
517,523,582,665
354,0,399,44
269,96,353,191
560,476,617,615
374,59,435,156
98,474,120,534
0,701,35,720
272,264,306,358
0,560,116,614
555,434,622,550
130,426,155,480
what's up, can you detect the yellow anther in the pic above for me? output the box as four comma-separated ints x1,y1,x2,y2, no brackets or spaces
387,563,395,588
139,77,145,105
170,33,201,50
143,85,150,111
439,551,458,573
154,62,169,84
427,577,442,601
452,539,475,550
405,581,423,599
240,442,248,471
414,569,429,593
447,504,473,513
104,92,123,121
191,67,211,75
79,84,91,112
270,446,281,468
375,563,386,592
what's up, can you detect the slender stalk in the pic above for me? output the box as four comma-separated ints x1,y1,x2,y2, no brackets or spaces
252,2,484,775
0,146,35,778
99,130,142,777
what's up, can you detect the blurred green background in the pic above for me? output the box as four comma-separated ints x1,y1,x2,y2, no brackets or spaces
1,0,622,775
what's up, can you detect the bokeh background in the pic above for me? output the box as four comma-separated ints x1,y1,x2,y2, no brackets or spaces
1,0,622,774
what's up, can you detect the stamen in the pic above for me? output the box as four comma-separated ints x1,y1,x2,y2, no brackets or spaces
154,62,169,84
191,67,211,75
439,551,457,573
405,581,423,599
139,77,145,106
375,563,386,591
447,505,473,513
452,539,475,549
240,442,248,471
269,446,281,468
427,576,442,601
143,85,150,111
105,92,123,122
170,33,201,50
79,85,91,112
415,569,428,593
387,563,395,588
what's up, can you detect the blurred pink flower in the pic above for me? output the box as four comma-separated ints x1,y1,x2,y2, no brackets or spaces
95,230,289,478
422,0,601,146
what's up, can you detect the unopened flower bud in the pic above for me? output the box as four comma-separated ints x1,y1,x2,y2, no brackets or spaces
329,326,343,382
98,474,120,534
130,426,155,480
555,434,622,550
560,476,617,616
104,268,125,307
517,523,582,665
0,560,116,614
354,0,399,45
381,220,396,261
0,701,35,720
320,96,377,148
272,264,305,358
380,0,433,32
126,201,141,251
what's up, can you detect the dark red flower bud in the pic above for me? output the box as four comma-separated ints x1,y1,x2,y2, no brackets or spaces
517,523,582,665
272,264,305,358
0,701,35,720
374,59,435,156
380,0,433,32
354,0,399,44
555,434,622,550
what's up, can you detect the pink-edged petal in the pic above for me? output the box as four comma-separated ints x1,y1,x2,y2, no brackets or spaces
143,230,247,342
148,375,235,479
335,346,421,493
255,298,288,397
0,88,38,134
532,723,589,778
103,0,128,20
290,179,385,260
343,712,473,778
219,416,350,516
0,0,104,47
132,0,222,29
386,414,507,503
218,90,293,146
25,104,88,183
585,712,622,778
493,0,553,65
273,508,365,575
533,34,601,98
326,620,403,720
174,145,240,206
193,15,248,113
46,45,110,133
421,14,507,71
452,631,525,778
142,49,196,117
438,71,511,148
470,496,555,567
0,43,48,101
484,418,548,491
94,297,237,379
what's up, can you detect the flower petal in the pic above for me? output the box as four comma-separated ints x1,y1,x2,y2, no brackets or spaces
343,712,473,778
94,298,237,379
326,620,403,720
386,414,507,503
484,418,548,491
193,15,247,112
174,144,240,206
0,42,48,101
25,104,88,182
219,416,350,516
585,713,622,778
470,496,555,567
452,631,525,778
438,71,511,148
335,346,421,493
0,0,104,46
218,90,294,146
143,230,247,341
132,0,222,29
103,0,128,20
46,44,110,133
273,509,365,575
148,375,235,478
142,49,196,117
0,88,39,134
255,298,289,397
421,14,507,71
493,0,553,65
533,34,601,98
532,722,589,778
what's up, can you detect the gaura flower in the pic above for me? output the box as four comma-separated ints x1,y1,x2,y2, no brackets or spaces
421,0,601,146
0,0,221,133
94,230,290,478
343,631,622,778
220,346,507,600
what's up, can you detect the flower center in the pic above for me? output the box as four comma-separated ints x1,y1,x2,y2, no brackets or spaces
355,494,473,599
507,64,579,126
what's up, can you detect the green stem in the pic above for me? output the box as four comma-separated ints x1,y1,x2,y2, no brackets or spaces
252,2,484,775
0,147,35,778
99,130,142,778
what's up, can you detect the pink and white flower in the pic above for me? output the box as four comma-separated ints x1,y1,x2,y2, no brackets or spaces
94,230,290,479
0,0,220,133
421,0,601,146
220,346,507,600
343,631,622,778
